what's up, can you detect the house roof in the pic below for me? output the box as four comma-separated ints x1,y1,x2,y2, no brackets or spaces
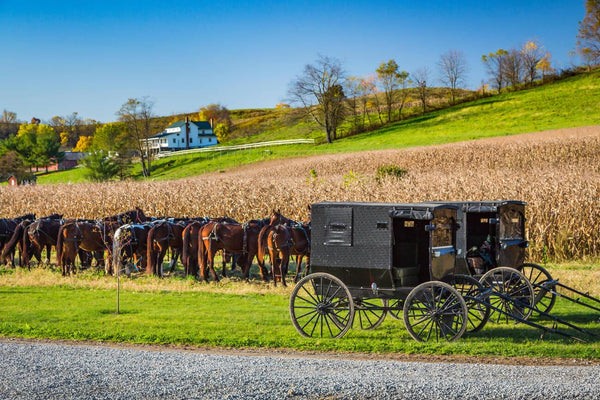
166,120,212,130
150,120,213,138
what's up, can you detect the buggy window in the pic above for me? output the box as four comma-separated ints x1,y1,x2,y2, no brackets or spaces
500,209,524,239
323,207,353,246
432,216,454,247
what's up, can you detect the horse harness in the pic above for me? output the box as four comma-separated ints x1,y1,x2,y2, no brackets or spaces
269,224,311,253
268,226,293,252
204,222,251,255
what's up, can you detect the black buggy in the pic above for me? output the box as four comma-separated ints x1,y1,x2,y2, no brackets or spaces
290,202,473,342
289,201,600,342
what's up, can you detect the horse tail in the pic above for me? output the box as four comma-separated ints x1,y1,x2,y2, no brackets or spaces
56,225,66,268
147,224,158,275
21,224,31,267
1,222,24,262
182,224,194,275
197,226,206,279
257,225,271,270
1,223,21,258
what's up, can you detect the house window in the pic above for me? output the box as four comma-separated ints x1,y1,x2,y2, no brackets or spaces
181,138,184,143
189,138,193,143
172,138,176,144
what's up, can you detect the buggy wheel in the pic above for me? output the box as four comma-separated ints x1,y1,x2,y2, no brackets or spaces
387,298,403,320
479,267,534,323
517,263,556,314
403,281,468,342
444,274,490,333
289,273,354,339
353,298,388,330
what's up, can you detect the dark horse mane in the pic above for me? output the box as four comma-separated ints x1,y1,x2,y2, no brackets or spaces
11,214,36,223
103,207,147,224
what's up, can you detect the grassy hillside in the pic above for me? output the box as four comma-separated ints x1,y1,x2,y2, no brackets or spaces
36,69,600,183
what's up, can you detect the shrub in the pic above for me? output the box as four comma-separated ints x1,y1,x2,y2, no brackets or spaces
376,165,407,182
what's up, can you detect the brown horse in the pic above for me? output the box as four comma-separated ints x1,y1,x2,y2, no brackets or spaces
147,220,187,277
198,220,267,282
256,210,297,278
1,219,34,266
0,213,35,265
182,220,209,277
110,223,152,276
56,221,115,276
267,224,293,287
23,217,64,267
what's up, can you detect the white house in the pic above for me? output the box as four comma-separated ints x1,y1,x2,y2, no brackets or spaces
144,117,218,154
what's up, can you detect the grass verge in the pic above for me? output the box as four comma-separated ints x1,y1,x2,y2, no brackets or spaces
0,263,599,359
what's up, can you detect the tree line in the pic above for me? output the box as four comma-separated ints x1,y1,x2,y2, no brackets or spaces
0,100,233,182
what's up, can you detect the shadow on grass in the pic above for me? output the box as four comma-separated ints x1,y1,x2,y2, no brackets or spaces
98,309,139,315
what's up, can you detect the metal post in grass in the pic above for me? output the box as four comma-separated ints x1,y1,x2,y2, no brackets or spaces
116,262,120,314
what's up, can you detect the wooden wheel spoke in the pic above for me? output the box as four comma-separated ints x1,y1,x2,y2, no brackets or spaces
301,284,320,305
301,311,320,333
295,308,320,321
416,317,435,339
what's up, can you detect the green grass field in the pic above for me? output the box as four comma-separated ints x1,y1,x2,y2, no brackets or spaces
0,266,598,359
35,70,600,184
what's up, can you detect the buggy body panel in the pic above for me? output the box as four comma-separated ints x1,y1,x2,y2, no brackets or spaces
310,202,458,298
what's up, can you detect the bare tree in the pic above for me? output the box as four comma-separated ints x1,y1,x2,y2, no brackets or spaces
437,50,468,104
412,67,431,114
0,110,19,140
521,40,545,85
344,76,362,131
1,110,17,123
359,75,377,128
503,49,524,88
288,56,346,143
482,49,509,91
577,0,600,66
117,97,155,177
396,71,410,120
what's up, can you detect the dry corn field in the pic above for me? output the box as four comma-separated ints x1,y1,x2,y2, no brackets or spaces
1,126,599,262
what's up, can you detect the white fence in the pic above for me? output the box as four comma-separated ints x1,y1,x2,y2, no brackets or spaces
155,138,315,159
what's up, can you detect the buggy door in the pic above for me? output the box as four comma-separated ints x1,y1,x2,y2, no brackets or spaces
496,204,526,267
430,211,456,280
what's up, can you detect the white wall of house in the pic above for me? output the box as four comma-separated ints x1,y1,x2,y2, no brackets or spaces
144,121,218,153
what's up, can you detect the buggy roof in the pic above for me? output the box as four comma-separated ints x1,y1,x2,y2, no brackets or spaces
429,200,526,213
311,202,458,221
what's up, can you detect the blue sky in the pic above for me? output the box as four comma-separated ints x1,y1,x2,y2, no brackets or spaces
0,1,583,123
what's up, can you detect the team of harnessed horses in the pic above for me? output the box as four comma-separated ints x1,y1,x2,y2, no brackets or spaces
0,208,311,286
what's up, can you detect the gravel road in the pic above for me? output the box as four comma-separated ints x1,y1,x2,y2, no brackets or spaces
0,339,598,400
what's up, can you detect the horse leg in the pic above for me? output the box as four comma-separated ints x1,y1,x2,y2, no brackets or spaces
168,248,179,273
157,247,167,277
208,247,220,282
281,250,290,287
220,250,227,278
294,254,303,283
255,250,269,282
206,248,220,283
242,251,255,282
45,244,51,265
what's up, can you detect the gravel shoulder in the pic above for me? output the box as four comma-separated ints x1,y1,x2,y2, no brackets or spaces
1,338,599,400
